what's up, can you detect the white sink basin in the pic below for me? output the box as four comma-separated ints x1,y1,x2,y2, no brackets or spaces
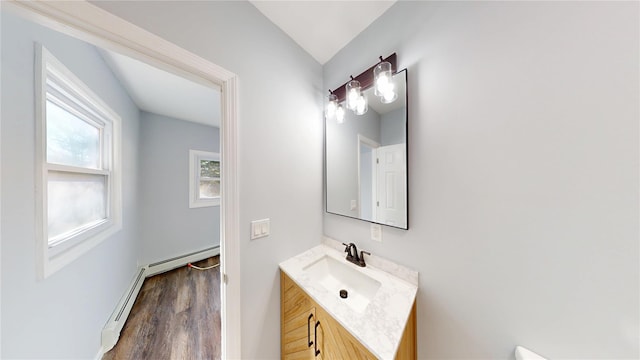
302,255,381,313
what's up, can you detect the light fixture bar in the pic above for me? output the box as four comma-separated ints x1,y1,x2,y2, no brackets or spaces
330,53,397,103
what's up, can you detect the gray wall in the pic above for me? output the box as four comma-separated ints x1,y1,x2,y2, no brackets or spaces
380,107,405,146
93,2,324,358
139,111,220,265
1,11,141,358
326,109,381,217
324,2,639,359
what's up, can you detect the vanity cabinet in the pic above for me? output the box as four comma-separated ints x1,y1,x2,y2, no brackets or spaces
281,271,417,360
282,269,317,359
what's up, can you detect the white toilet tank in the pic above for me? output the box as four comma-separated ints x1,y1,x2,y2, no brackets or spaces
515,346,548,360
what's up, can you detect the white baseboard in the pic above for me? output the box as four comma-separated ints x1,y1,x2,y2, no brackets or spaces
101,267,146,353
98,246,220,357
145,246,220,277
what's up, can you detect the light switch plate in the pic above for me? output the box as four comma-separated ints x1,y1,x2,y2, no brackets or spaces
371,223,382,242
251,218,270,240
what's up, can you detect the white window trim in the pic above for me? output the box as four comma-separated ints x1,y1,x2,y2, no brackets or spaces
189,149,220,208
35,44,122,279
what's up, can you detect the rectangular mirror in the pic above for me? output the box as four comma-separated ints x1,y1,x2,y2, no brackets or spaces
325,69,408,229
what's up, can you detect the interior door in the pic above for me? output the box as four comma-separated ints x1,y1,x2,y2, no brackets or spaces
375,144,407,228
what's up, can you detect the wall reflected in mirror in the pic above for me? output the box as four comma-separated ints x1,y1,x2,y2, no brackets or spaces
326,69,408,229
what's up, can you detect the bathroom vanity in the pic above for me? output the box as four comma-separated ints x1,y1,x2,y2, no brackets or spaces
280,240,418,359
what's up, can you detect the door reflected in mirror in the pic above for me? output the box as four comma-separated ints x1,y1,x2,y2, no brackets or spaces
326,69,408,229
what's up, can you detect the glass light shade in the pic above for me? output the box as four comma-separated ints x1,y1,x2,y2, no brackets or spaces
326,93,338,119
374,61,393,97
335,104,345,124
380,82,398,104
346,80,361,111
355,94,368,115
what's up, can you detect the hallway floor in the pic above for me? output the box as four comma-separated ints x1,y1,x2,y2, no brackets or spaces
103,256,221,360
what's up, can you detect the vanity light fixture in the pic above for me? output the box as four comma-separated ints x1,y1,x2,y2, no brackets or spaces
355,94,368,115
326,92,338,120
345,77,361,111
326,53,398,123
380,82,398,104
374,57,398,103
335,104,345,123
373,58,393,97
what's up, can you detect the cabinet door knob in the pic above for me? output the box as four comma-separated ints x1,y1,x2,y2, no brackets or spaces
314,321,321,357
307,313,314,347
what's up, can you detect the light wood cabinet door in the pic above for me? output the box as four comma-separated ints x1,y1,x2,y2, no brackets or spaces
282,272,316,360
314,305,376,360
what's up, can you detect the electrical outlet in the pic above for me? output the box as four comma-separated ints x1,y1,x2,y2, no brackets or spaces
371,223,382,242
250,218,270,240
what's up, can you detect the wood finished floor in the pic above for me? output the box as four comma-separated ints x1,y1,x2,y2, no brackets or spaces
103,256,221,360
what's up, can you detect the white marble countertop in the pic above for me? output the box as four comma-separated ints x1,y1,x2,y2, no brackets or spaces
279,243,418,360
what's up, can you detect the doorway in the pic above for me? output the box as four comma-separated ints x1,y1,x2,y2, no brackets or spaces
357,134,407,227
1,2,240,358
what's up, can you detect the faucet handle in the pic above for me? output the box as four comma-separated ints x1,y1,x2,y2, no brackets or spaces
359,251,371,267
342,243,350,254
342,243,355,258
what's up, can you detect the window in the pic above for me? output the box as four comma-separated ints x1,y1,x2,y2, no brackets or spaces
189,150,220,208
36,45,122,278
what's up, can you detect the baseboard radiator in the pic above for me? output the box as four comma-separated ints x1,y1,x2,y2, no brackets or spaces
100,246,220,354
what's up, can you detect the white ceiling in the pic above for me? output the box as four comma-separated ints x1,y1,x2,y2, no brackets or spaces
250,1,396,64
98,1,396,125
100,49,221,127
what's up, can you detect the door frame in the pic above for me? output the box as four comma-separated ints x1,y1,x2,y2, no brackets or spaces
356,134,379,220
2,1,241,358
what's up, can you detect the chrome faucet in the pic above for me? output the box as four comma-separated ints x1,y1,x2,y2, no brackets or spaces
341,243,370,267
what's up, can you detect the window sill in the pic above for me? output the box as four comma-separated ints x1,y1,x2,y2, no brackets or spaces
39,220,121,279
189,198,221,208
